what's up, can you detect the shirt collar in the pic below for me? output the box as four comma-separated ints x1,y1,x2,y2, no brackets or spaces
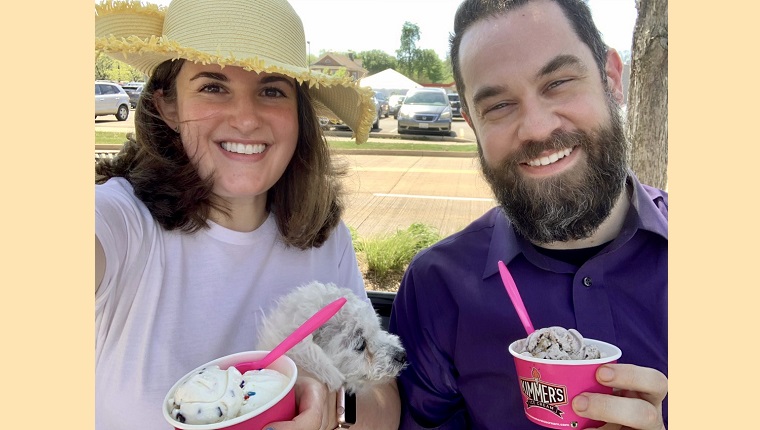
627,172,668,240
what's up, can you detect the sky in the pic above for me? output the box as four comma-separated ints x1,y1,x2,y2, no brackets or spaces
112,0,637,60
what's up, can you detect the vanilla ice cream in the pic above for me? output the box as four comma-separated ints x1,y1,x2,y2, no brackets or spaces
238,369,292,415
169,365,245,424
168,365,290,425
515,326,603,360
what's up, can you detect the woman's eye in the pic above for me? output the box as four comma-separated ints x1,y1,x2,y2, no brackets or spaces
200,83,225,93
262,87,285,98
355,338,366,352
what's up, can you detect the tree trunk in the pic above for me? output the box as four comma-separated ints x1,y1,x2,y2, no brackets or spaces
625,0,668,190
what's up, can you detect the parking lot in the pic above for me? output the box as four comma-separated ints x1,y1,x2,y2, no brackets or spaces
95,110,477,142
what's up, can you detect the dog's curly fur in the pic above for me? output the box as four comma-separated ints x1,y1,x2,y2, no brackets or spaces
256,282,406,394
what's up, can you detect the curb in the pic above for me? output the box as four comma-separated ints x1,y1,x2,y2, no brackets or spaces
324,130,473,144
331,149,476,158
95,143,477,158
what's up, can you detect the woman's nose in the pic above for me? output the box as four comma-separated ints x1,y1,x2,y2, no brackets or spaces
229,95,261,132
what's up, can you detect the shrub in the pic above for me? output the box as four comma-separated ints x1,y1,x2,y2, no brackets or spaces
354,223,442,291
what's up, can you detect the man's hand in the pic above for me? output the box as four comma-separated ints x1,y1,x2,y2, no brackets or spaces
264,374,337,430
572,363,667,430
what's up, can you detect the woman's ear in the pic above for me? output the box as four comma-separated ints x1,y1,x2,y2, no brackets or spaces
154,89,179,130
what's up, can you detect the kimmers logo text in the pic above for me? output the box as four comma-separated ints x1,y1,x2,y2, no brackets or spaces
519,367,567,417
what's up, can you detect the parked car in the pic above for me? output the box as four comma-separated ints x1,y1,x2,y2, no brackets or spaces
447,93,462,117
396,88,452,135
322,95,380,131
95,81,130,121
121,82,144,108
371,95,381,129
389,95,405,119
374,91,389,118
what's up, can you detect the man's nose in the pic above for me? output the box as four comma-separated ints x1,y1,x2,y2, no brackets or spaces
516,98,562,144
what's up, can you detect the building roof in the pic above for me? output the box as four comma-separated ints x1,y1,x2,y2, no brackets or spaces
310,52,368,80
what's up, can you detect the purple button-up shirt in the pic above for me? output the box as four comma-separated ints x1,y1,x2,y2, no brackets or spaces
390,174,668,429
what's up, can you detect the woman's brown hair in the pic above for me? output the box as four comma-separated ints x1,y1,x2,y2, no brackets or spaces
96,59,345,249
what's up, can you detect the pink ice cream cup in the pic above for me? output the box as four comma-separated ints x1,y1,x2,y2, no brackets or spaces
162,351,297,430
508,339,622,429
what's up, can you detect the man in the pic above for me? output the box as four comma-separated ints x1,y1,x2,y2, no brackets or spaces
388,0,668,429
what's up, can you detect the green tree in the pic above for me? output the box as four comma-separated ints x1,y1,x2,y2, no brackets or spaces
95,52,145,82
413,49,444,83
441,54,454,86
358,50,398,75
396,22,420,77
95,52,114,80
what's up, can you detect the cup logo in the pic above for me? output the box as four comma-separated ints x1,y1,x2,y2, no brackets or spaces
519,367,567,418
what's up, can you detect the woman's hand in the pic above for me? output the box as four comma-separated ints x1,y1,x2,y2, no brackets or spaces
572,363,668,430
263,373,336,430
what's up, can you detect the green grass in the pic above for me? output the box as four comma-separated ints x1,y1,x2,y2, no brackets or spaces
95,131,477,152
96,131,133,146
328,139,477,152
352,223,442,291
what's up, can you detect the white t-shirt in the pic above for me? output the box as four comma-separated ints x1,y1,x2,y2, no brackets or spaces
95,177,367,430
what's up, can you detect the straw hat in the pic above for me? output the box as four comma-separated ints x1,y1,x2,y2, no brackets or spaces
95,0,375,143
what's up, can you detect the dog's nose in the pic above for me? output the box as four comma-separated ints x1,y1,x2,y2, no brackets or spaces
394,350,407,365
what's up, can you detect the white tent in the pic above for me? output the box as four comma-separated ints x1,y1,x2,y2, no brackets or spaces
359,69,421,95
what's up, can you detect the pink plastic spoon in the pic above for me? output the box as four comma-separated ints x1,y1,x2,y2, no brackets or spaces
233,297,347,373
498,260,535,335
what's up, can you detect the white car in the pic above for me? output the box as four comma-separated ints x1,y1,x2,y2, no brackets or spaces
95,81,130,121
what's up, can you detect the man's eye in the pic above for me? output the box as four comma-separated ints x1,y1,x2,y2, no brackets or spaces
547,79,571,90
481,102,512,119
486,102,509,113
355,338,366,352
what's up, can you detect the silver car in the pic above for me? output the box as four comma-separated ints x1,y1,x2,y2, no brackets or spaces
396,88,452,135
121,82,144,108
95,81,130,121
389,95,405,118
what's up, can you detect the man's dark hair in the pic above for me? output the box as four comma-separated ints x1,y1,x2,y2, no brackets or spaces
450,0,609,113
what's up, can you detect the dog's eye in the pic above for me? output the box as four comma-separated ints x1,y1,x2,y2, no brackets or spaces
355,338,366,352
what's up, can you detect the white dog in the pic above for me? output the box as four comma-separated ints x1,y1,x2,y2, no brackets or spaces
256,282,407,394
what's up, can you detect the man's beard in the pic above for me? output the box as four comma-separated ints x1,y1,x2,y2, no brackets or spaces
480,96,629,244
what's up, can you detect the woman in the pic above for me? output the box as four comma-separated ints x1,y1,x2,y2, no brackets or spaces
94,0,397,429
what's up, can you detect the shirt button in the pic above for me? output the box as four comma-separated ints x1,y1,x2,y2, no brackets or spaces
583,277,593,287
